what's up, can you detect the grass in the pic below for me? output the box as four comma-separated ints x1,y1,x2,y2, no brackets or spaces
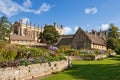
41,55,120,80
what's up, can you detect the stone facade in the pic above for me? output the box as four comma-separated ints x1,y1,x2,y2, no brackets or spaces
10,20,63,45
71,28,91,49
0,60,68,80
56,27,107,50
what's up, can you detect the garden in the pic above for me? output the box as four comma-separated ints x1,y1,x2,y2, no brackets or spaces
42,55,120,80
58,46,116,60
0,42,116,68
0,42,66,68
0,42,117,80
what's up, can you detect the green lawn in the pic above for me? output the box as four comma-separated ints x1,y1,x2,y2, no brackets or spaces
42,55,120,80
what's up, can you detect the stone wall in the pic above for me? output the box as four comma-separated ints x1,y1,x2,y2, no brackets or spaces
66,53,116,61
0,60,68,80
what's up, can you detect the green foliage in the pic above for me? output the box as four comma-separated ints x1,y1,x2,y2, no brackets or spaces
42,55,120,80
20,58,31,66
0,43,19,62
0,48,17,62
108,24,119,39
39,32,46,43
0,42,67,67
16,46,29,59
65,49,79,56
43,25,59,44
33,57,41,64
47,55,66,62
94,49,100,54
107,24,120,54
0,16,11,40
28,48,43,58
58,45,71,53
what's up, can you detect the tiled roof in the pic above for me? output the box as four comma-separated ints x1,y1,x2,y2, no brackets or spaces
56,27,106,47
85,32,106,45
60,34,74,38
56,35,73,46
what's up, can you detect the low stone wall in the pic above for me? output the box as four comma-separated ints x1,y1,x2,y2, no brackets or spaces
0,60,68,80
65,56,94,60
66,53,116,61
94,54,108,60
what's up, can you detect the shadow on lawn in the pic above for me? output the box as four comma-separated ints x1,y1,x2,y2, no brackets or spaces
109,55,120,61
65,62,120,80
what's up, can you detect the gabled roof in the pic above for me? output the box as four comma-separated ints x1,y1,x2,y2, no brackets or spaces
56,35,73,46
85,32,106,45
56,27,106,47
60,34,74,38
10,34,34,41
74,27,106,45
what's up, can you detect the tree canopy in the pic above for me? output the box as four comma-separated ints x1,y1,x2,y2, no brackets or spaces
40,25,59,44
108,24,119,39
107,24,120,54
0,16,11,41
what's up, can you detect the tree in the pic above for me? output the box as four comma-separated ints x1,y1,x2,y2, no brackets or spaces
39,32,46,43
42,25,59,44
108,24,119,39
0,16,11,41
107,23,120,54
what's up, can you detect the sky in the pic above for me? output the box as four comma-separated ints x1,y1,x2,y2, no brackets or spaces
0,0,120,34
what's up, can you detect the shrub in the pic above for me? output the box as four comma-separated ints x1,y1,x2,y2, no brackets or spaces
0,60,20,68
79,54,95,60
0,42,6,48
16,46,29,59
33,57,41,64
65,49,79,56
20,58,31,66
94,49,100,54
28,48,43,58
59,45,71,53
0,49,17,62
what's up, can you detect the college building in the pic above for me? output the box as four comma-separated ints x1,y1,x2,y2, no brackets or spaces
10,20,63,46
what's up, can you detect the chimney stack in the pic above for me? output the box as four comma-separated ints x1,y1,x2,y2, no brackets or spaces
92,29,97,37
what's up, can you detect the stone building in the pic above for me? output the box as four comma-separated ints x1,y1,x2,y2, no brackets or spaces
56,27,107,50
10,20,63,45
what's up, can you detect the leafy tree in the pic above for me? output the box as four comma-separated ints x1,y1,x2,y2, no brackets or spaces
39,32,46,43
107,24,120,54
0,16,11,41
108,24,119,39
42,25,59,44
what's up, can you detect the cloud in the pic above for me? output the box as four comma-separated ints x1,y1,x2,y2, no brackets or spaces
85,7,98,14
34,3,51,14
22,18,29,24
0,0,52,17
23,0,32,8
74,26,79,32
63,27,72,34
100,24,109,31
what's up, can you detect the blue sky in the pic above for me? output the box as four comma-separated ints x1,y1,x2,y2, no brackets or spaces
0,0,120,34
